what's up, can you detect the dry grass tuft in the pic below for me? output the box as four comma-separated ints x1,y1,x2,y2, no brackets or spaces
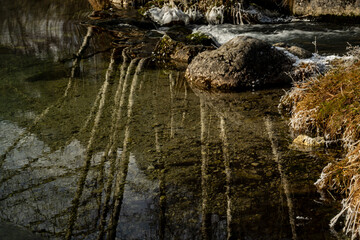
281,48,360,239
281,57,360,147
316,146,360,239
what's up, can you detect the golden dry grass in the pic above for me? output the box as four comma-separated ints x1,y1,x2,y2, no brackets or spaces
282,58,360,148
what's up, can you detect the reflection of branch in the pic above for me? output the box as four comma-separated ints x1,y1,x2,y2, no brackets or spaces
264,117,297,240
0,27,94,171
220,116,233,240
71,27,94,78
106,58,148,240
200,98,211,240
152,70,166,240
60,48,112,64
65,48,117,240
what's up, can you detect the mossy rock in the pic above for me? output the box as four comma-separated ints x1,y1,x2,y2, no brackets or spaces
185,32,216,46
152,34,215,67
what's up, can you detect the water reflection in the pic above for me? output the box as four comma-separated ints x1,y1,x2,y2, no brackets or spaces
0,59,342,240
0,0,92,60
0,0,345,239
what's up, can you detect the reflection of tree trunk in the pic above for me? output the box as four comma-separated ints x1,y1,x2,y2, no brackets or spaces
200,98,211,240
106,58,147,240
153,70,166,240
181,80,188,127
88,0,110,11
264,117,297,240
96,49,132,240
159,170,166,240
65,48,117,240
220,117,233,240
169,73,175,139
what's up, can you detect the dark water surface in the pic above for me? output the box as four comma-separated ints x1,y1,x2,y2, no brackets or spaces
0,0,354,239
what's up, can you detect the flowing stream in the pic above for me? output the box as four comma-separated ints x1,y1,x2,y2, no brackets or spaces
0,0,358,239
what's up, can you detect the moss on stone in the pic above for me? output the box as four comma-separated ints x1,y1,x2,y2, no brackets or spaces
185,32,213,46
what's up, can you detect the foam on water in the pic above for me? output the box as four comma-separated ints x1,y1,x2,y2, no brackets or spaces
277,47,352,72
192,22,360,71
193,24,360,46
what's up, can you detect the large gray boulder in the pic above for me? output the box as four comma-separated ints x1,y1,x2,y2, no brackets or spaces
185,36,294,91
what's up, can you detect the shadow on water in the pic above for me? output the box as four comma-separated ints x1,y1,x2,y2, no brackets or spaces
0,0,350,239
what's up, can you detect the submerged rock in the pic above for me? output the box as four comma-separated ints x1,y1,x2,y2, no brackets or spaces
293,135,325,147
185,36,293,91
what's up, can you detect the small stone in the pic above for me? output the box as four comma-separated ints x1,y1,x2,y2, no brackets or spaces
287,46,313,59
293,135,325,147
147,165,155,170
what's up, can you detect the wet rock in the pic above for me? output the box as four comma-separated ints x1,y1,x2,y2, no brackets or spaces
185,36,293,91
153,35,215,64
287,46,313,59
273,43,312,59
166,26,193,42
185,32,218,47
273,42,287,48
293,135,325,147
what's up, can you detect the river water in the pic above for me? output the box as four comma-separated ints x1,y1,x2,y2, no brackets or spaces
0,0,358,239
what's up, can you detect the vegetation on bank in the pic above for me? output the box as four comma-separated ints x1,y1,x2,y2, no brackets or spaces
280,46,360,239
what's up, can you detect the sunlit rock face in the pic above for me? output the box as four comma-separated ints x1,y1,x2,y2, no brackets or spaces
185,36,293,91
293,0,360,16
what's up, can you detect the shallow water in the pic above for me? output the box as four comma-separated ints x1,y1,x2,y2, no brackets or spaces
0,0,355,239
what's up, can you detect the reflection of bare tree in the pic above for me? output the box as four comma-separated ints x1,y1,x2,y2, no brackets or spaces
95,49,132,240
153,71,167,240
200,98,211,240
169,73,176,139
181,80,188,127
220,116,233,240
106,58,148,240
65,48,118,240
264,117,297,240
